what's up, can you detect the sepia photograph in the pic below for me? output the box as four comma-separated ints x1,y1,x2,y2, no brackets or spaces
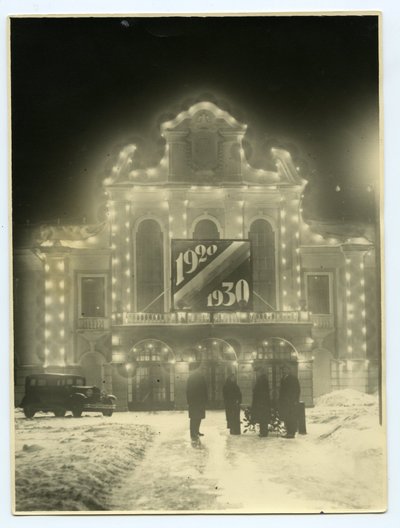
9,13,386,515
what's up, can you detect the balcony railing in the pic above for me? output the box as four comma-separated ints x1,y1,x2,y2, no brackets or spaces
311,314,335,329
77,317,111,330
121,311,310,326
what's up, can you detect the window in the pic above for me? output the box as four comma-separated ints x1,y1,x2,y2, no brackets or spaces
193,219,220,239
249,219,276,310
306,274,331,314
81,276,106,317
136,220,164,312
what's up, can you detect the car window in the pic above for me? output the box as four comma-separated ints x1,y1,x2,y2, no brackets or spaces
75,378,84,386
29,379,36,386
37,379,46,386
66,378,74,385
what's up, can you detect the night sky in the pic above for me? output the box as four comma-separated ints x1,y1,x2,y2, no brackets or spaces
11,15,379,228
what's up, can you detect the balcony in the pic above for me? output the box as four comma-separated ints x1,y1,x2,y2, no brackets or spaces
120,311,311,326
77,317,111,330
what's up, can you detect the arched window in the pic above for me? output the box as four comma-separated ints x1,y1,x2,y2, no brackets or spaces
193,219,220,239
136,219,164,312
249,219,276,311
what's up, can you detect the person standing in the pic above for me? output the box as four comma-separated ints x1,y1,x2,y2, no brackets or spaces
223,372,242,435
251,366,271,437
279,363,301,439
186,368,208,440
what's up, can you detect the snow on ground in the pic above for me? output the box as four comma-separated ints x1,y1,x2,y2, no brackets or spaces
14,411,154,511
14,389,386,514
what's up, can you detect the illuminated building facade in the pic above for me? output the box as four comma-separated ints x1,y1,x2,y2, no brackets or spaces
13,101,380,411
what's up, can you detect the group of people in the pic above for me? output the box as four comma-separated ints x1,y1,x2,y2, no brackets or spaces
186,364,301,440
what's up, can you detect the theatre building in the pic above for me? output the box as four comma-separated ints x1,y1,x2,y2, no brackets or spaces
13,101,380,411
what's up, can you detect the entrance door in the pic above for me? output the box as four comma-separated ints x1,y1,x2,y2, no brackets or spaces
128,363,174,411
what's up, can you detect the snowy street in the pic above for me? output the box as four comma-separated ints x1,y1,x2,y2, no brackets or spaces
14,389,386,513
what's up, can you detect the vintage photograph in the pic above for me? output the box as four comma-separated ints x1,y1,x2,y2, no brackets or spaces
10,14,385,514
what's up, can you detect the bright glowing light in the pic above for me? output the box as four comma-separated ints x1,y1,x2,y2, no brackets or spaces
347,346,353,353
111,243,116,250
125,237,129,243
45,329,51,338
296,265,300,271
360,294,365,302
282,258,287,265
58,312,64,322
362,326,367,335
45,264,50,272
362,343,367,351
125,253,130,260
297,291,301,297
60,347,65,356
126,303,131,311
360,279,365,286
346,272,351,281
169,215,173,222
362,309,366,317
45,280,53,289
112,292,116,300
127,288,130,293
112,257,120,265
360,263,364,270
125,221,129,228
60,329,65,338
347,329,352,336
283,290,287,296
281,243,286,249
283,275,287,280
45,348,50,356
295,248,300,254
125,269,130,277
183,213,187,220
280,210,286,219
112,335,119,346
45,314,52,323
59,280,65,289
169,231,173,238
112,277,117,285
296,277,301,284
60,295,65,304
45,296,52,306
281,226,286,234
346,289,351,296
125,204,130,213
346,258,351,264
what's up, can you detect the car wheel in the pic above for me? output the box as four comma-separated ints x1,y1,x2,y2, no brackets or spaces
102,398,113,417
23,406,35,418
71,404,83,417
54,408,66,417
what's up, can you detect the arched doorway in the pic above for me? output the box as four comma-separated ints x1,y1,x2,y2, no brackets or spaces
127,339,175,410
252,337,299,404
191,338,238,409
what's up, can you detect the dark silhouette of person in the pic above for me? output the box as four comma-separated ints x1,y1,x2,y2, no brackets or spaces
223,372,242,435
279,363,301,439
186,368,208,440
251,366,271,437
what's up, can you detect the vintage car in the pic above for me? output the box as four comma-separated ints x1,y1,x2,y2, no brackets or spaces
19,373,117,418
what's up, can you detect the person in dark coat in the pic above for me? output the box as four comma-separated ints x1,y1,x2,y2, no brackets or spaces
279,364,301,439
223,373,242,435
186,369,208,440
251,366,271,437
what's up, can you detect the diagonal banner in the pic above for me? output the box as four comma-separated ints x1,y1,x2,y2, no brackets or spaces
171,239,253,312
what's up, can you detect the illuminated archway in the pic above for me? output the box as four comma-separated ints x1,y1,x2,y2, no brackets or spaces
125,339,175,410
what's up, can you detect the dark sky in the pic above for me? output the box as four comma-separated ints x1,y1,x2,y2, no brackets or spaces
11,15,379,227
